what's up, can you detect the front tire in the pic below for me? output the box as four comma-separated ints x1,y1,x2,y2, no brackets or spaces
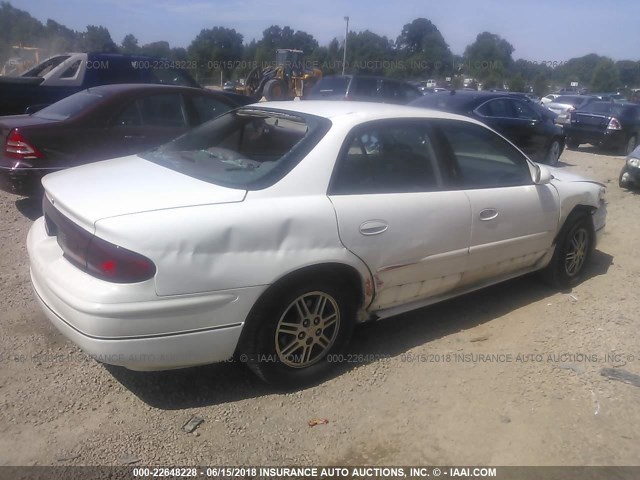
264,78,287,101
619,168,632,189
546,138,561,166
542,212,594,289
241,278,356,387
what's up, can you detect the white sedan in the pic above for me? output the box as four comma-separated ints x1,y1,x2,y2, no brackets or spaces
28,101,607,386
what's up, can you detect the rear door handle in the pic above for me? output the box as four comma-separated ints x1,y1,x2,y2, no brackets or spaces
359,220,388,236
479,208,499,221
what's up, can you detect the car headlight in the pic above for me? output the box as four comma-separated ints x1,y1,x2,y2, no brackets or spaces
599,187,607,206
627,157,640,168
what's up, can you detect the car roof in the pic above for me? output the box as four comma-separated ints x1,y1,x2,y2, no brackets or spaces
84,83,206,95
246,100,486,127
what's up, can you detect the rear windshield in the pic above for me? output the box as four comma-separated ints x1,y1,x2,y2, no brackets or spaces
21,55,71,77
410,92,475,111
140,107,331,189
33,89,106,120
309,77,350,95
554,95,589,107
581,102,624,116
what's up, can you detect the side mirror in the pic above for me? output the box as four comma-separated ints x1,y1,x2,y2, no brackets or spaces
535,164,553,184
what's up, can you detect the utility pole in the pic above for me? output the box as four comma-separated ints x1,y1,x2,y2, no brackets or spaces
342,16,349,76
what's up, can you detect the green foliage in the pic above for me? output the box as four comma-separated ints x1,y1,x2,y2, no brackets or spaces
0,0,637,93
187,27,243,81
396,18,452,78
509,73,525,93
81,25,118,53
463,32,514,82
533,73,549,97
140,41,171,59
121,34,139,54
591,58,620,92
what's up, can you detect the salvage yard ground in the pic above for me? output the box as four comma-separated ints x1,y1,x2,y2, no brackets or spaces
1,147,639,466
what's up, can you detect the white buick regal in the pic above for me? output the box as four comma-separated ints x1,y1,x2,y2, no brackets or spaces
28,101,607,386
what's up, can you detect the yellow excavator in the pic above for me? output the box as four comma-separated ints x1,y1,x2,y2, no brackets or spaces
239,49,322,101
1,45,42,76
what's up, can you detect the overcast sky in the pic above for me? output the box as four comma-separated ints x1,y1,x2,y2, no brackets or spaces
15,0,640,61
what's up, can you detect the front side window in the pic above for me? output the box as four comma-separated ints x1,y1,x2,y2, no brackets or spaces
330,122,440,194
431,120,532,189
141,108,330,189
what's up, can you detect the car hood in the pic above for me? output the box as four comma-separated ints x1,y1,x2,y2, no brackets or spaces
546,166,605,187
42,155,247,229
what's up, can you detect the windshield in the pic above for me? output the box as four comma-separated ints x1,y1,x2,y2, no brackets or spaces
140,107,331,189
33,89,106,120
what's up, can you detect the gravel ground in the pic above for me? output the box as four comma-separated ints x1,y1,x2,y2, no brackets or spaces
1,147,639,468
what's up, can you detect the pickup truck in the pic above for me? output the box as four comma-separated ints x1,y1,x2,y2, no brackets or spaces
0,52,201,116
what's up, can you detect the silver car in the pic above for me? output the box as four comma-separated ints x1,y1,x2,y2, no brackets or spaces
546,95,611,125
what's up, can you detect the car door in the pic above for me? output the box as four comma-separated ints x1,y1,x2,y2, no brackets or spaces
475,98,548,159
328,120,472,311
430,119,559,286
108,92,190,157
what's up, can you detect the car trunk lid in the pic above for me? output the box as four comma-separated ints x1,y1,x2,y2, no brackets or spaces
569,112,610,132
42,154,247,229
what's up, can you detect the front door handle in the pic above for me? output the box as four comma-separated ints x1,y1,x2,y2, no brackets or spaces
359,220,388,236
479,208,499,221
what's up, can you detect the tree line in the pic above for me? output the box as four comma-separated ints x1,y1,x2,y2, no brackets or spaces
1,1,638,95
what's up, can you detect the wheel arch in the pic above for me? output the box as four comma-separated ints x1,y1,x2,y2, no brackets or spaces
553,204,596,245
234,261,371,356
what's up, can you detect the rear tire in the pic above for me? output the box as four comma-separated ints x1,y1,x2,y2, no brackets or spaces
622,135,637,156
240,277,356,387
541,212,594,289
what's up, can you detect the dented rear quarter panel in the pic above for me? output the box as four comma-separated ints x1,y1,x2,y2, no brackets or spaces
94,194,372,301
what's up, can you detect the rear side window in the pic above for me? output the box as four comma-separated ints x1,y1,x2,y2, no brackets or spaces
139,94,186,127
430,120,532,189
112,93,187,127
330,122,440,194
477,99,514,118
352,77,380,97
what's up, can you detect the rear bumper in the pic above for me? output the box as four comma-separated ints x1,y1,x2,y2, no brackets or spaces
27,217,266,371
0,163,53,196
564,128,626,149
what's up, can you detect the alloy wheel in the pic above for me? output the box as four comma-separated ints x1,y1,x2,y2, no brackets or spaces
564,228,589,276
275,291,340,368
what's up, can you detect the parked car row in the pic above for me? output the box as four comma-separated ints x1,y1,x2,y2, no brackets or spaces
411,90,565,165
0,84,253,196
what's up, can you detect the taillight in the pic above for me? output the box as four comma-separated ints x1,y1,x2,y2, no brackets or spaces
607,117,622,130
85,236,156,283
43,197,156,283
5,128,44,160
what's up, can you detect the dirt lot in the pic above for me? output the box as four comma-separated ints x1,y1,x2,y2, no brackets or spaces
1,147,639,468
